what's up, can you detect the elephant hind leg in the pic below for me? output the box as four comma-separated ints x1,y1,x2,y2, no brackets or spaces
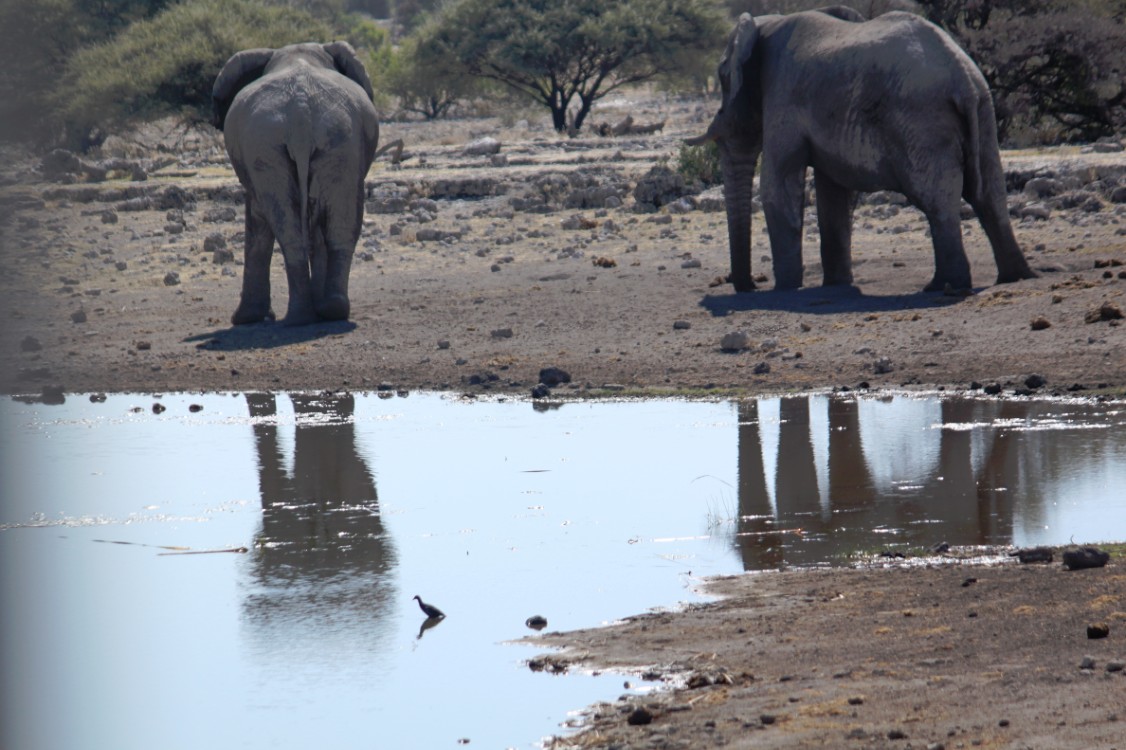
813,171,854,286
922,208,972,293
967,193,1037,285
232,199,277,325
312,181,363,322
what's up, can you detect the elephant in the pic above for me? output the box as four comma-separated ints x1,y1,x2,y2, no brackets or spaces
212,42,379,325
688,7,1037,294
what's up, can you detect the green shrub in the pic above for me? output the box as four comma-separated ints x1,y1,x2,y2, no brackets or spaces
676,141,723,189
51,0,334,149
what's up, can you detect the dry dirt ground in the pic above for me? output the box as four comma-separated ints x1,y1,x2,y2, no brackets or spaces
2,93,1125,748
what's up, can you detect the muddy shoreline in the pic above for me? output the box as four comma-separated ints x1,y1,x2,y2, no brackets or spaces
2,98,1125,747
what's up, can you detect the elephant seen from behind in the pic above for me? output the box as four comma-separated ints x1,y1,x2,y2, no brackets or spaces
689,8,1036,294
212,42,379,325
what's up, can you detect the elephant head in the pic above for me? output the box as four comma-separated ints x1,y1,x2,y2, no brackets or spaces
212,42,375,131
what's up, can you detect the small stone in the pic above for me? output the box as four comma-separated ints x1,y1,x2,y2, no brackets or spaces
1085,302,1124,324
673,320,691,330
1015,547,1053,564
720,330,752,352
1029,316,1051,330
539,367,571,386
873,357,894,374
437,340,450,350
627,707,653,726
848,696,865,705
70,309,87,324
887,728,907,740
531,383,551,399
20,336,42,352
188,404,203,413
464,136,501,156
983,383,1003,395
759,714,777,726
1087,623,1110,639
681,258,702,269
152,403,166,414
1024,374,1047,389
100,209,118,224
525,615,548,630
1106,661,1125,673
753,361,771,375
1064,546,1110,570
163,271,181,286
1080,656,1097,670
490,327,513,339
592,256,617,268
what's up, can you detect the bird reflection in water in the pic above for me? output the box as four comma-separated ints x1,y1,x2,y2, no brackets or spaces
412,595,445,639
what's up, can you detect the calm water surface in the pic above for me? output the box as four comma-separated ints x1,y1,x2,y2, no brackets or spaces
1,392,1124,749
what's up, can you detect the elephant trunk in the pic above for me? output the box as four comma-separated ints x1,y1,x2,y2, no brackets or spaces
718,138,760,292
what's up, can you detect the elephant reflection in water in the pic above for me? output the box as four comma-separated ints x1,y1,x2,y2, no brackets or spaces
242,393,396,636
733,396,1042,569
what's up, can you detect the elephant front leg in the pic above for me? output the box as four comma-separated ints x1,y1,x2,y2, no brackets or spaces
761,162,807,290
232,201,276,325
813,171,854,286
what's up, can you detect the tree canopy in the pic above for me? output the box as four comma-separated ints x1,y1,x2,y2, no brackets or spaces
427,0,727,132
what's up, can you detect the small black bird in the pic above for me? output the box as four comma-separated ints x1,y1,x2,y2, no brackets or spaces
412,595,445,619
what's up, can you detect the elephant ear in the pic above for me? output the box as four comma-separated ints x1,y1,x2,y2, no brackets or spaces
323,41,375,103
212,48,274,131
724,13,760,112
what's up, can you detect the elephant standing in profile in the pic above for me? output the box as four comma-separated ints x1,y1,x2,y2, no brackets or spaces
689,8,1036,293
212,42,379,325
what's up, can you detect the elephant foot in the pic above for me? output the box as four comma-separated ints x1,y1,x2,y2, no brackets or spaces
231,303,274,325
995,267,1038,284
727,274,757,293
315,294,350,321
924,277,974,296
280,303,319,327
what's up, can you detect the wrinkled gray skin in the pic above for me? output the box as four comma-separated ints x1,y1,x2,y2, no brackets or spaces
212,42,378,325
690,8,1036,293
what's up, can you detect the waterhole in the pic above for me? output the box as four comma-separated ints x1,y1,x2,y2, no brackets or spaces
1,392,1123,748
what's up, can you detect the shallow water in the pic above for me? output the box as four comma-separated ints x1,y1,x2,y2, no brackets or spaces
1,392,1123,749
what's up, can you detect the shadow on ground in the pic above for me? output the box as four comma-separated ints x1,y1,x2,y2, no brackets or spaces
184,320,357,351
700,285,969,317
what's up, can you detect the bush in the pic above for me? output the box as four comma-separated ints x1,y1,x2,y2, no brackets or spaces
50,0,334,150
675,141,723,189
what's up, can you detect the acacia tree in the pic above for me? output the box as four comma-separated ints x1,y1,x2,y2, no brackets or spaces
429,0,726,132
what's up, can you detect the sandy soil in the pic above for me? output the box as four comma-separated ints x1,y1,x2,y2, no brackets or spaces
1,94,1124,747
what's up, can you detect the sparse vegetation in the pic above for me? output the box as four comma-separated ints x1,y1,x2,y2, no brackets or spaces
676,141,724,189
0,0,1120,149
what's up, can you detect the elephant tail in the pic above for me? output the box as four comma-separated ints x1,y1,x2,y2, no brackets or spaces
287,134,314,257
960,94,985,204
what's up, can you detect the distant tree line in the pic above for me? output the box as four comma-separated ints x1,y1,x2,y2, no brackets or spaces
0,0,1120,150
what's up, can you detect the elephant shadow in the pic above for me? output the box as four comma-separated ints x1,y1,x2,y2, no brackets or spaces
183,319,357,352
700,285,967,317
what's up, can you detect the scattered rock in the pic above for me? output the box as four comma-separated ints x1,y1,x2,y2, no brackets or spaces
70,309,87,324
1080,655,1097,670
1063,546,1110,570
1024,374,1047,389
1087,623,1110,639
1013,547,1053,564
464,136,501,157
1084,302,1124,324
163,271,181,286
20,336,42,352
633,165,690,210
531,383,551,399
873,357,894,374
753,361,771,375
539,367,571,386
983,383,1003,395
1029,316,1051,331
720,330,752,352
1107,661,1125,673
561,214,598,231
525,615,548,630
673,320,691,330
626,707,653,726
592,256,617,268
681,258,702,269
490,327,513,339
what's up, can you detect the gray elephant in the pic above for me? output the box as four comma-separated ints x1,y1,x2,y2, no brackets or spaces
212,42,379,325
689,8,1036,293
